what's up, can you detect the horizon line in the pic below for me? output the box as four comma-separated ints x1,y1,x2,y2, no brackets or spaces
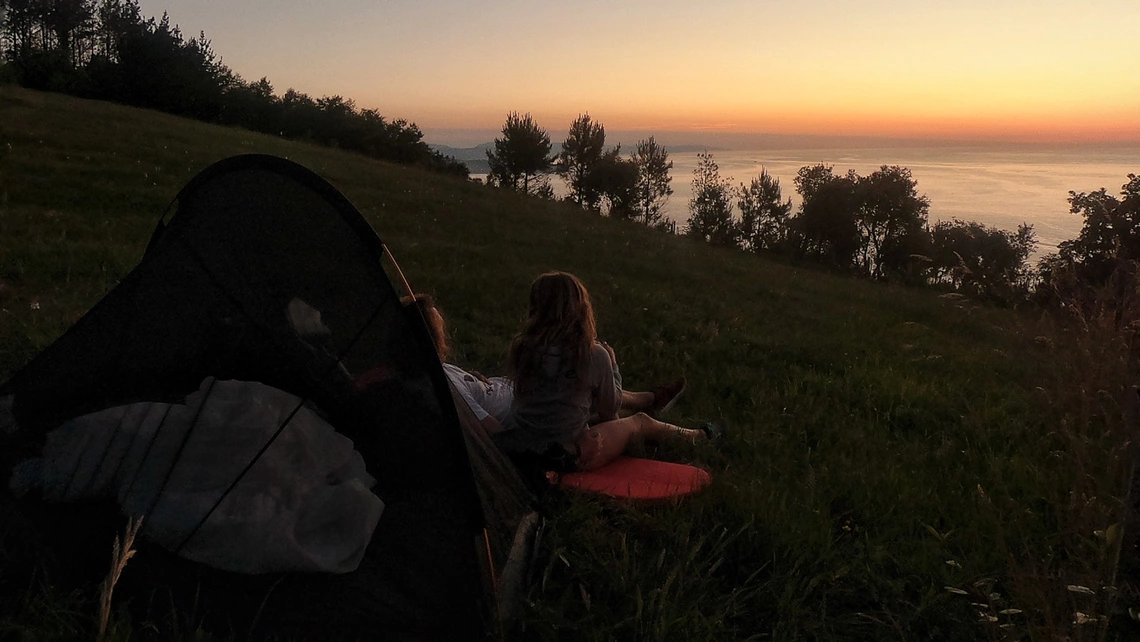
425,128,1140,151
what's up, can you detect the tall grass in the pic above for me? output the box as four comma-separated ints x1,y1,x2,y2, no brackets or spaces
1,85,1137,640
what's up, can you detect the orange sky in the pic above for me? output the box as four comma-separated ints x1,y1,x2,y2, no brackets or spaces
138,0,1139,145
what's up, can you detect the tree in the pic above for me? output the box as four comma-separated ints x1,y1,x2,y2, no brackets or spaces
1035,174,1140,316
1,0,97,90
105,14,229,119
791,164,861,269
737,168,792,254
93,0,141,61
854,165,931,280
929,219,1037,301
1049,174,1140,283
588,148,639,219
556,113,605,209
630,136,673,229
45,0,96,66
486,111,552,195
793,162,837,203
685,151,738,247
790,163,931,278
0,0,465,177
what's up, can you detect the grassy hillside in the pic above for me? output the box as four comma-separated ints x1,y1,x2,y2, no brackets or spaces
1,86,1135,640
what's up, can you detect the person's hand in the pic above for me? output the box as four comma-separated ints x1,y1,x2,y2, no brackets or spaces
471,371,491,384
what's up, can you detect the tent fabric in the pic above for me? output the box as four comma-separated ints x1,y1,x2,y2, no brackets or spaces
0,154,540,640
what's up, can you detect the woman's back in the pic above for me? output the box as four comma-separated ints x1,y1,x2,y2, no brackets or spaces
501,343,621,452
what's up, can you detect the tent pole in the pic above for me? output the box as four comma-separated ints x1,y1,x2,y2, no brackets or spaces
483,528,505,640
382,244,416,300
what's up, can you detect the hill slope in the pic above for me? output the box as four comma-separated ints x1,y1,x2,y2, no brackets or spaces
0,86,1132,640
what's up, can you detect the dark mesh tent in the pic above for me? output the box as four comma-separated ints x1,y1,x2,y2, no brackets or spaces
0,155,540,640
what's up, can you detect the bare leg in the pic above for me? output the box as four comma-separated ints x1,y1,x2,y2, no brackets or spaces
619,378,686,417
620,389,654,412
577,412,704,471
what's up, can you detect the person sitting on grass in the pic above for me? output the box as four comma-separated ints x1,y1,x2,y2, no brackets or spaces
493,272,719,473
402,293,686,441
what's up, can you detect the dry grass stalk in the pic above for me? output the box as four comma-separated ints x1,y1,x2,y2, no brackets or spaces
96,515,144,642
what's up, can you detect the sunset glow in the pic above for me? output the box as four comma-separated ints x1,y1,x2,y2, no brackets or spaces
136,0,1139,145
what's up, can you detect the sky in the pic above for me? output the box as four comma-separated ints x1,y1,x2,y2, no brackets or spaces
136,0,1139,148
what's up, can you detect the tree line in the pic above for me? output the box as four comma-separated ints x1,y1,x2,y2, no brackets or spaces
484,112,676,230
683,154,1044,301
484,111,1138,308
0,0,467,175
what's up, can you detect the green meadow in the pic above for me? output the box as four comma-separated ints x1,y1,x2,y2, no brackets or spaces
0,86,1135,640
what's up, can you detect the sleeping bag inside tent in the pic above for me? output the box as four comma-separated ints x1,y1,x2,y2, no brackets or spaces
0,154,539,641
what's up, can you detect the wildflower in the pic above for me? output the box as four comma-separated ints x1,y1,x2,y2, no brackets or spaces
30,300,40,310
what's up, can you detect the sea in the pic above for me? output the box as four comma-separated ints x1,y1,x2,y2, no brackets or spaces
472,145,1140,257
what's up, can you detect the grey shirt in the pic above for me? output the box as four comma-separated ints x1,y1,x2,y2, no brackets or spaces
497,343,622,453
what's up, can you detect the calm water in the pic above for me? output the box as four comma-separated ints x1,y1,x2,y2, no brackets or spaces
661,146,1140,255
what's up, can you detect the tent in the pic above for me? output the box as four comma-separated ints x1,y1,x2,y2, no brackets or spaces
0,154,541,640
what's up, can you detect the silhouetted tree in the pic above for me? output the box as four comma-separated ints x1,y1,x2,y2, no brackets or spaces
790,163,931,279
855,165,931,280
2,0,39,58
93,0,141,61
1,0,95,90
685,151,738,247
737,169,792,254
556,113,606,209
630,136,673,229
588,148,639,219
791,164,861,269
1044,174,1140,285
929,219,1037,301
217,75,276,127
486,111,552,194
793,162,838,203
1035,174,1140,321
46,0,96,66
105,14,228,119
0,1,467,176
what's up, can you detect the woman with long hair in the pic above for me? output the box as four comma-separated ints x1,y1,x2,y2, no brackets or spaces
402,293,685,441
498,272,710,472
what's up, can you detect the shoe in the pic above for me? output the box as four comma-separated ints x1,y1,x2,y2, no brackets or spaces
697,418,727,442
648,377,686,418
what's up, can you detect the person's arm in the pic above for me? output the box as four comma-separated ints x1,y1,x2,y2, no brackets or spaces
459,389,504,435
591,342,622,421
445,364,499,429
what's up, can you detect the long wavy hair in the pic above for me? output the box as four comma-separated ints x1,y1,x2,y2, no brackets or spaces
401,293,450,361
508,272,597,392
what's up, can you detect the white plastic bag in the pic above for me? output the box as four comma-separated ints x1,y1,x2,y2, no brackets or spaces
12,378,383,574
